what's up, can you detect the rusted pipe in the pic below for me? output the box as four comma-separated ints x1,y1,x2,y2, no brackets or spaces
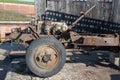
69,5,96,29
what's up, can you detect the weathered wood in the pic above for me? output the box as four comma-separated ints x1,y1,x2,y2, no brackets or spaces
112,0,120,23
35,0,120,23
35,0,46,20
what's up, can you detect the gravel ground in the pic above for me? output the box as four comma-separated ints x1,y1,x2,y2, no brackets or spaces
0,43,120,80
5,52,120,80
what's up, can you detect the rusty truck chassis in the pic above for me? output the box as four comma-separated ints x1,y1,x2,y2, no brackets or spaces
10,21,120,53
9,5,120,53
7,5,120,77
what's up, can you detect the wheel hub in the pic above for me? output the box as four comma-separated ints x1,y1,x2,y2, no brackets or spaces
42,54,51,63
34,45,59,70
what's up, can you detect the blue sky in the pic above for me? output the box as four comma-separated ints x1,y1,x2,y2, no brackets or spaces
20,0,34,2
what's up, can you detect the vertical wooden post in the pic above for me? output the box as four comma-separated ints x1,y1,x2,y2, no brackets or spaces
112,0,120,23
35,0,46,20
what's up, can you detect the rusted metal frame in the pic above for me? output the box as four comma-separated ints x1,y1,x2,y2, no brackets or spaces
70,31,120,47
10,51,26,56
19,34,35,42
28,25,40,38
71,36,119,46
10,32,35,43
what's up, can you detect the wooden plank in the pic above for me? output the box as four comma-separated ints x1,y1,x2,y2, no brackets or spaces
35,0,120,23
112,0,120,23
35,0,46,19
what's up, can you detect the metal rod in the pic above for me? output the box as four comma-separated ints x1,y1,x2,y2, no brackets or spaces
46,0,48,8
69,5,96,29
28,26,40,38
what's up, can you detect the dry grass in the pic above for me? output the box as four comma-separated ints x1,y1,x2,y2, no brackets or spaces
0,0,34,5
0,10,31,21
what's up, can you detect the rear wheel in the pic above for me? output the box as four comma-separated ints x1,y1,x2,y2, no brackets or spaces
26,37,66,77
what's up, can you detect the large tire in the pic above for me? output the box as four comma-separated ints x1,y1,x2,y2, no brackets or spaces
26,37,66,77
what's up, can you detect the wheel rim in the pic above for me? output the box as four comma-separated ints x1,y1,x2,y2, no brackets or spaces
34,45,59,70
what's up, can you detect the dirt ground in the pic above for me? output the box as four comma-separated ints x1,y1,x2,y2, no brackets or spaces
0,43,120,80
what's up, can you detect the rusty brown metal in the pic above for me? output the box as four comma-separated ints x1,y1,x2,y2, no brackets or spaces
69,5,96,29
34,45,59,70
28,25,40,38
70,31,120,47
5,5,120,57
10,51,26,56
10,33,35,42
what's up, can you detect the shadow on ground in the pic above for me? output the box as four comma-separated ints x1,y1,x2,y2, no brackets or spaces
0,43,120,80
0,56,11,80
0,42,26,80
4,51,120,79
67,52,120,70
0,42,26,52
111,74,120,80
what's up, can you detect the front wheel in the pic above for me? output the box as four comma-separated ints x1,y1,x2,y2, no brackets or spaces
26,37,66,77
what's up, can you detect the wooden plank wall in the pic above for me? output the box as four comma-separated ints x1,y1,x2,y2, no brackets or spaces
35,0,120,23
